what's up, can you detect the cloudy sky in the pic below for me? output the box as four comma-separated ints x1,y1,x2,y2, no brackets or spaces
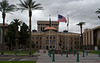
0,0,100,33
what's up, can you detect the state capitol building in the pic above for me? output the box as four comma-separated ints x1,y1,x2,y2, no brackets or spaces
32,21,80,50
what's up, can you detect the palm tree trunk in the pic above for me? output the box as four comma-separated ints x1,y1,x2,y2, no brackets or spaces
29,10,32,55
15,25,18,55
11,42,12,51
1,13,6,55
80,26,83,50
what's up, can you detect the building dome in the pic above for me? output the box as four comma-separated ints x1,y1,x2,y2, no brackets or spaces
44,26,56,30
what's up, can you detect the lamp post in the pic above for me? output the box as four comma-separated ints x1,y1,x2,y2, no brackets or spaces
76,51,79,62
86,50,88,56
66,50,68,57
99,50,100,57
83,50,85,57
52,51,55,62
73,50,75,56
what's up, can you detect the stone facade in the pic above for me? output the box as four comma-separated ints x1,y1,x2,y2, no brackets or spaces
83,26,100,50
32,30,80,50
37,21,59,31
32,21,80,50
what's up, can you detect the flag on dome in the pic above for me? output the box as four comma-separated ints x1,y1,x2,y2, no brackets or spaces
58,15,67,23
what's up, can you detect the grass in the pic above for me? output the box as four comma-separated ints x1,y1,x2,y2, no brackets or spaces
80,50,99,54
87,50,98,54
0,50,37,55
0,61,36,63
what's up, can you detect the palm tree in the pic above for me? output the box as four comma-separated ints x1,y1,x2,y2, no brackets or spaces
77,22,85,50
11,19,22,55
0,0,16,55
18,0,43,55
96,8,100,19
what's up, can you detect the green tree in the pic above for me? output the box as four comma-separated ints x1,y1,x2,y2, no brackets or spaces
5,23,16,51
0,0,16,55
96,8,100,19
11,19,22,55
98,39,100,50
18,0,43,55
19,23,29,50
77,22,85,50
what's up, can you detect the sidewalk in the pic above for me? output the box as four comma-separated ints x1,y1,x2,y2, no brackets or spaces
36,50,100,63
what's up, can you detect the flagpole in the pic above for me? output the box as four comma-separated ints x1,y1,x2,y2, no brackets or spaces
67,15,69,50
49,15,51,50
57,11,59,50
58,14,67,50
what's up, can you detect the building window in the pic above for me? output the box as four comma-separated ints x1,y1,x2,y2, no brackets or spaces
53,46,55,48
41,27,42,31
33,37,34,39
50,46,52,48
36,37,38,40
50,37,52,39
60,40,62,43
36,41,38,44
40,46,41,49
50,40,52,44
53,37,55,39
71,38,72,40
71,41,72,45
63,37,65,40
63,46,65,49
63,41,65,44
47,37,48,39
36,46,38,48
74,37,76,40
40,41,41,44
43,27,44,30
46,40,48,44
53,40,55,44
77,37,79,40
60,37,61,40
75,42,76,45
40,37,41,40
46,24,48,25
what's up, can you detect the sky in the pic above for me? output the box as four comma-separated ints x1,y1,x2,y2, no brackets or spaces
0,0,100,33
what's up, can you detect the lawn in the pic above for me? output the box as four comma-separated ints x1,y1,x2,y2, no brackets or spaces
0,50,37,55
87,50,98,54
80,50,99,54
0,61,36,63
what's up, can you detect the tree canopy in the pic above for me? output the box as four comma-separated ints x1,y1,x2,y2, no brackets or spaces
5,19,29,51
77,22,85,28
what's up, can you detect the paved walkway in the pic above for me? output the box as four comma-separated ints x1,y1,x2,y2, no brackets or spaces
35,50,100,63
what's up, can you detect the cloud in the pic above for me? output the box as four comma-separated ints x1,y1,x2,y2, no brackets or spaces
0,0,100,33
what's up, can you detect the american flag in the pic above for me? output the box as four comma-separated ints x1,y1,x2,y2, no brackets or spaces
58,15,67,23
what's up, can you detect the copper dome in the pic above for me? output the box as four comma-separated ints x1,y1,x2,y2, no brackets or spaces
44,26,56,30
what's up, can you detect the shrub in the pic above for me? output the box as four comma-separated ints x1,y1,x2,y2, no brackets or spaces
98,39,100,50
